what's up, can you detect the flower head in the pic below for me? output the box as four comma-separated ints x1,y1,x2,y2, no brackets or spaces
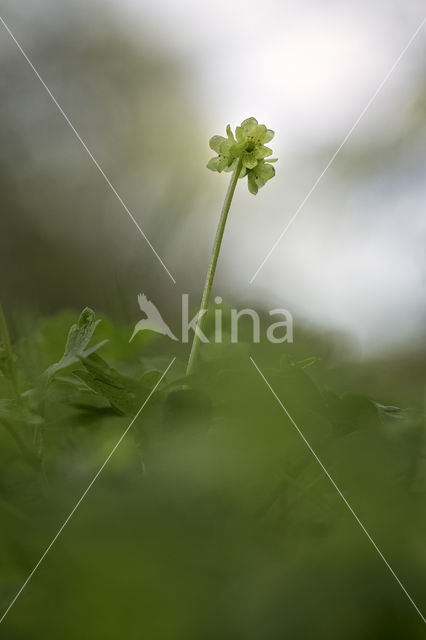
207,117,277,194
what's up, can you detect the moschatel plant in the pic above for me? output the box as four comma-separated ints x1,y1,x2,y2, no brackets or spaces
186,117,277,375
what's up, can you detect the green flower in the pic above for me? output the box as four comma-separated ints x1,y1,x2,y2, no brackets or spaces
207,117,277,194
247,159,276,195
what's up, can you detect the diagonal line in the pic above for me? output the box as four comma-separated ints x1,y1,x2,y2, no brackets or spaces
0,15,176,285
249,16,426,284
0,356,176,626
250,356,426,624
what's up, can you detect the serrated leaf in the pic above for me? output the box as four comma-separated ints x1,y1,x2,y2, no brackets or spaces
42,308,108,383
73,353,161,416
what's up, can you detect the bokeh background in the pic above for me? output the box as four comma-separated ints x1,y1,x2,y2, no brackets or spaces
0,1,425,638
1,0,425,353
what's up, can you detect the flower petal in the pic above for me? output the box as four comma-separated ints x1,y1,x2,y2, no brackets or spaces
219,138,233,154
256,124,267,140
255,145,273,159
254,162,275,186
260,128,274,143
235,126,245,143
242,123,258,138
226,124,236,142
241,117,258,129
247,171,259,195
223,158,237,172
219,154,232,171
207,156,220,172
242,152,258,170
207,119,276,186
209,135,226,152
229,141,243,160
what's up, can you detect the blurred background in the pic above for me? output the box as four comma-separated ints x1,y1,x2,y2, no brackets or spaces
0,0,425,355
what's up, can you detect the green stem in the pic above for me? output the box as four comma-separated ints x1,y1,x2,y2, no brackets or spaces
186,157,243,375
0,303,21,403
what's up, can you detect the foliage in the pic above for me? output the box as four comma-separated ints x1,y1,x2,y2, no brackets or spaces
0,308,425,638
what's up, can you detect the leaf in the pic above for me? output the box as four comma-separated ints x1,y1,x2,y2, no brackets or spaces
296,357,321,369
73,353,162,416
373,402,406,421
42,308,108,383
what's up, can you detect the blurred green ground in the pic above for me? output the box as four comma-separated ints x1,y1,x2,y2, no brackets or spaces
0,310,425,638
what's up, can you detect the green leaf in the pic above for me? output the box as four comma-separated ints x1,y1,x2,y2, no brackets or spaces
42,308,108,383
73,353,161,416
296,357,321,369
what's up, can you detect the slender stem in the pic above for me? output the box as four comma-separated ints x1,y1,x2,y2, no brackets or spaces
0,303,21,403
186,157,243,375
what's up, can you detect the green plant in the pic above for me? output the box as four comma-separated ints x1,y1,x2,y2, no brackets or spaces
186,117,277,375
0,304,425,637
1,123,425,638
